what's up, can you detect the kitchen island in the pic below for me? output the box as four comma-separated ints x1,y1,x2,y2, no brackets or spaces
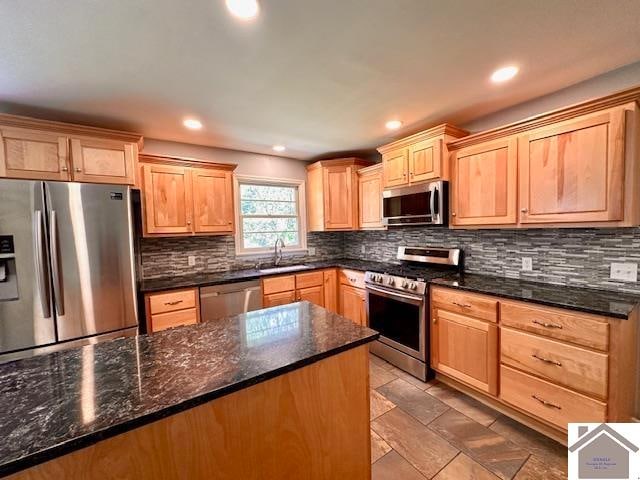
0,302,378,480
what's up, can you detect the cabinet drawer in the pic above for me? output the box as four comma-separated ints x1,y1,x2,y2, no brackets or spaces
431,287,498,322
339,269,365,289
500,300,609,351
501,328,608,399
151,308,198,332
262,275,296,295
148,289,197,315
500,365,606,431
295,271,324,289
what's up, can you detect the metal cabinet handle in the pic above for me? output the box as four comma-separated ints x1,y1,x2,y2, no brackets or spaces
165,300,183,306
451,212,456,217
74,167,82,172
531,353,562,367
61,166,68,172
452,301,471,308
532,394,561,410
433,317,437,324
532,319,563,329
521,208,528,213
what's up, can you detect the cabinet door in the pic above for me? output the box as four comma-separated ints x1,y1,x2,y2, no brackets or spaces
142,164,193,235
431,309,498,395
409,138,442,183
297,285,324,307
451,137,518,226
382,148,409,188
518,109,625,224
192,168,234,234
323,269,338,313
70,138,136,185
358,169,384,229
263,291,296,307
0,127,70,180
339,284,366,325
323,165,356,229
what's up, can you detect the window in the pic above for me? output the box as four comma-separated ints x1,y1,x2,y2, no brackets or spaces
235,175,307,255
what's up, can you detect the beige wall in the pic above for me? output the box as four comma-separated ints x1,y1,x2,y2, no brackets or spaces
462,61,640,133
141,138,310,180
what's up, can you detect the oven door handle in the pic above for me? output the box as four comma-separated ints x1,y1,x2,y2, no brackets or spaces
366,285,424,305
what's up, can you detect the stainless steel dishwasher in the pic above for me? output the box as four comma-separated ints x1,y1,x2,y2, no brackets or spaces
200,280,263,322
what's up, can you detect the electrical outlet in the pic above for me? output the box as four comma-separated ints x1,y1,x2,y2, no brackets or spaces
307,247,316,256
610,263,638,282
522,257,533,271
188,255,196,267
361,245,366,254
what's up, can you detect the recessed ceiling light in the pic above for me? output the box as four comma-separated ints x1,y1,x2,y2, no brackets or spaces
272,145,286,152
385,119,403,130
225,0,259,19
183,118,203,130
491,65,519,83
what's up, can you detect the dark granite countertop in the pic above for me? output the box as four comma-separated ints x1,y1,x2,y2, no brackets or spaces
0,302,378,478
139,258,639,318
432,274,640,319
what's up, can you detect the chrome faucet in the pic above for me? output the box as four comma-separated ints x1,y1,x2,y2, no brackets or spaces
274,238,285,266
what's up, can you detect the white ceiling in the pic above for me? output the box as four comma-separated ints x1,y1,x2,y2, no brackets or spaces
1,0,640,159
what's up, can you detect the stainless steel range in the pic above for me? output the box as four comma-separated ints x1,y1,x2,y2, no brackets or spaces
365,246,462,381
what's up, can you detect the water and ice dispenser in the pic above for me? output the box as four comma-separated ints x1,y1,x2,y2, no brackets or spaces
0,236,18,301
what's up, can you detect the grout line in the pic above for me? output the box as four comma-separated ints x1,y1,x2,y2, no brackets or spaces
429,451,462,480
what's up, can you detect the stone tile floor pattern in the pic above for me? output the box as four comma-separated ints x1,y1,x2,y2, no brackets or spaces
368,354,568,480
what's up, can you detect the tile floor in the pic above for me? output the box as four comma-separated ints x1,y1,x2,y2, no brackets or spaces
368,354,568,480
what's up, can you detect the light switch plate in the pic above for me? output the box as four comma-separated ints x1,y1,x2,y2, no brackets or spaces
610,263,638,282
307,247,316,256
188,255,196,267
522,257,533,271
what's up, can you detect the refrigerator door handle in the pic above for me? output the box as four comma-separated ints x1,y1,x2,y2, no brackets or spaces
33,210,51,319
49,210,65,316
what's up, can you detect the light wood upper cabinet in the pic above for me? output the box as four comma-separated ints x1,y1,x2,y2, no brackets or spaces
140,155,237,237
381,148,408,188
409,138,442,183
378,124,468,189
0,127,70,181
358,164,385,230
451,137,518,226
0,114,142,184
306,158,372,232
448,93,640,229
142,163,193,235
192,168,234,234
70,138,137,185
518,109,626,224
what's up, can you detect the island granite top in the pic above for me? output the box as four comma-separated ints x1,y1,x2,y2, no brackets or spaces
0,302,378,478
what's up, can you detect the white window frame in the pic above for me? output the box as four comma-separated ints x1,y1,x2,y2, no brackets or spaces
234,174,307,257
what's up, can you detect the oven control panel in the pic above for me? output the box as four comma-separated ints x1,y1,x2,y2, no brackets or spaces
364,272,427,296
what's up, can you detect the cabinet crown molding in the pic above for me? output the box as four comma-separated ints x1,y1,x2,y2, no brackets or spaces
448,85,640,150
356,163,382,175
306,157,372,171
0,112,143,147
377,123,468,154
139,153,237,170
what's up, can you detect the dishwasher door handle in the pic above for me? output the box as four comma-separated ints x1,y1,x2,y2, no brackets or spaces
243,286,262,313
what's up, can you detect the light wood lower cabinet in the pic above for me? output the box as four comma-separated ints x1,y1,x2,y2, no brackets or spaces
140,155,236,237
145,288,200,333
323,269,338,313
261,270,331,309
263,290,297,307
339,284,367,326
431,285,639,438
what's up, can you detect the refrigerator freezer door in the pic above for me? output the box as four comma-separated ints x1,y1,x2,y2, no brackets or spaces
45,182,137,340
0,180,57,353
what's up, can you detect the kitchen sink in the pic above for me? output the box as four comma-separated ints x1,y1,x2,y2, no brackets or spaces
257,264,310,275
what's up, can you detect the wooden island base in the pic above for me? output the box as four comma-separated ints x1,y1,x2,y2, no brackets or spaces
10,346,371,480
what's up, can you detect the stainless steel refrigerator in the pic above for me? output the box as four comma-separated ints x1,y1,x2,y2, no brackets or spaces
0,180,138,362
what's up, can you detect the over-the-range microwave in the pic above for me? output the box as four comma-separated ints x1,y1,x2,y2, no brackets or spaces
382,180,448,226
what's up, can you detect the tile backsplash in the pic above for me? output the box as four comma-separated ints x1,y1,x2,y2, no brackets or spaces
140,232,345,279
140,227,640,294
343,227,640,294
